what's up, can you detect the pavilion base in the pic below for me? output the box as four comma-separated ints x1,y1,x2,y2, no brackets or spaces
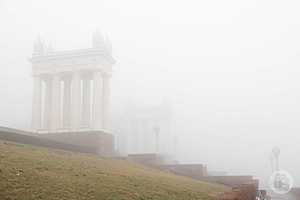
38,130,115,157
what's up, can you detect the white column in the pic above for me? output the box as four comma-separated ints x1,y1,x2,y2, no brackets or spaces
32,76,42,131
50,74,60,132
82,77,91,127
63,77,71,128
71,71,81,131
92,71,103,130
102,73,111,129
43,78,52,130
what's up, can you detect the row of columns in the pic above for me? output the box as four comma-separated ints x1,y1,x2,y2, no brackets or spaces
32,71,110,132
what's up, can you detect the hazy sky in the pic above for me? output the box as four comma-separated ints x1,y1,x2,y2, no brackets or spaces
1,0,300,187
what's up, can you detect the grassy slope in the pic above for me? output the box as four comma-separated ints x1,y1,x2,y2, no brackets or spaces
0,140,229,200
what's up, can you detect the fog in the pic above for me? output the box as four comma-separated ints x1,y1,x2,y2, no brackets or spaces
1,0,300,187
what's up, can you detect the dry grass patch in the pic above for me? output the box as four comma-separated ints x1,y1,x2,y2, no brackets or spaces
0,140,229,200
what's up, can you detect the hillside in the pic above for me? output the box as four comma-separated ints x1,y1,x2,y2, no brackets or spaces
0,140,229,200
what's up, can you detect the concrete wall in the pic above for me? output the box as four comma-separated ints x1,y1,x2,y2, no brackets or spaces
0,128,115,156
0,126,38,136
125,153,254,188
218,180,259,200
0,130,96,154
290,188,300,199
159,164,206,179
39,131,115,157
158,164,252,187
208,171,228,176
201,176,254,187
127,153,167,166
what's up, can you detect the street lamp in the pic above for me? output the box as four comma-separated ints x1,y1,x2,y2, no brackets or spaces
153,126,160,154
272,146,280,171
269,153,274,173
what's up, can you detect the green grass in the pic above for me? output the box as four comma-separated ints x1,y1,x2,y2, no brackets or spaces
0,140,229,200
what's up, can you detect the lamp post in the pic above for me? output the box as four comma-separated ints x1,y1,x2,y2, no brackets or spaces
153,126,160,154
269,153,274,173
272,146,281,189
272,146,280,171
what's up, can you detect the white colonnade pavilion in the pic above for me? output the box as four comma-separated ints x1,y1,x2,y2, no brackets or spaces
30,32,115,133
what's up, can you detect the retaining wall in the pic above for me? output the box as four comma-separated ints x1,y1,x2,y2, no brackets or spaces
218,180,259,200
0,130,95,154
158,164,206,179
38,131,115,156
290,188,300,199
127,153,168,166
201,176,253,187
0,128,115,156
